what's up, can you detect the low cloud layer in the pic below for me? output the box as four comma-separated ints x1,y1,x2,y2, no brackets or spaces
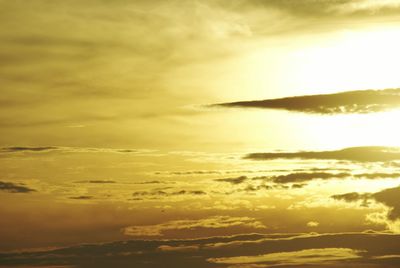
2,232,400,267
215,89,400,114
245,146,400,162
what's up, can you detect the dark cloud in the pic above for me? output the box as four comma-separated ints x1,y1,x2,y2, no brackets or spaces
0,146,59,153
292,183,307,189
134,181,173,185
332,192,371,203
373,186,400,220
2,232,400,267
244,184,273,192
132,189,207,199
332,185,400,221
0,181,36,193
215,176,248,185
272,172,350,183
77,180,116,184
215,171,399,189
0,146,142,154
245,146,400,162
215,89,400,114
161,171,222,175
354,173,400,179
69,196,93,200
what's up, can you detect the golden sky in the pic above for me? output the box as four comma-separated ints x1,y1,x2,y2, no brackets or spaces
2,0,400,267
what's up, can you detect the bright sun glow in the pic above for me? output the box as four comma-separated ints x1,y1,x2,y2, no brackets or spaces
290,27,400,94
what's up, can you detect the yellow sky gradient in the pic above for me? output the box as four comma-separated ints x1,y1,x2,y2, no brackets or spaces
2,1,400,267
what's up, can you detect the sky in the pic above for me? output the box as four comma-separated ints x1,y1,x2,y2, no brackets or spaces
2,0,400,267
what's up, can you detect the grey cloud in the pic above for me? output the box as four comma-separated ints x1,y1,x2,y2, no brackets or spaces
245,146,400,162
0,181,36,193
215,89,400,114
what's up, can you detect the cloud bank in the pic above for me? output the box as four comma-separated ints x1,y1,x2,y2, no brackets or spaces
2,232,400,267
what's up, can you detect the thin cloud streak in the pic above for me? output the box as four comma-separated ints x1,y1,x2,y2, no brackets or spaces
245,146,400,162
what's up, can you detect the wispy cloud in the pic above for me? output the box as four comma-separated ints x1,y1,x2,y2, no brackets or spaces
208,247,363,266
131,189,207,200
0,146,148,154
215,89,400,114
123,216,266,236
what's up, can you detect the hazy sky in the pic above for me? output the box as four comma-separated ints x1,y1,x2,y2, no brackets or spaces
2,1,400,267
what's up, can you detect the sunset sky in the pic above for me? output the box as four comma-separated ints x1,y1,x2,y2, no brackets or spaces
2,1,400,267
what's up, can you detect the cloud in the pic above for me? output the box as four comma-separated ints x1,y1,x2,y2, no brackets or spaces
0,181,36,193
215,89,400,114
123,216,266,237
271,172,350,183
373,186,400,220
131,189,207,200
244,0,400,17
354,173,400,179
77,180,116,184
0,146,59,153
245,146,400,162
334,0,400,14
208,248,363,266
331,185,400,229
69,196,93,200
133,180,173,185
331,192,371,203
331,186,400,220
215,176,248,184
0,146,147,154
161,170,222,175
307,221,320,227
3,232,400,267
